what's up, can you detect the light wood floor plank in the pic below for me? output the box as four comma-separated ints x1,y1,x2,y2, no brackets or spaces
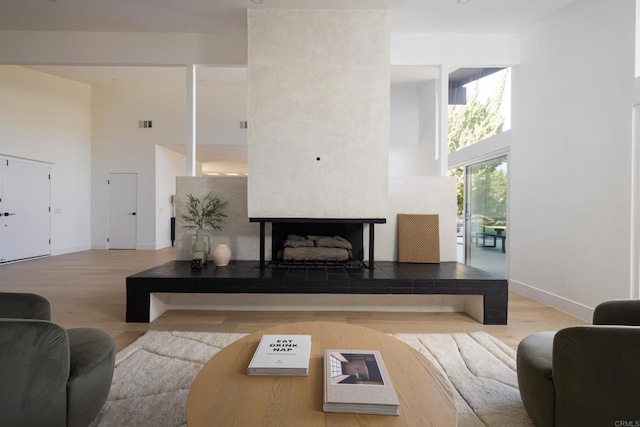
0,248,585,351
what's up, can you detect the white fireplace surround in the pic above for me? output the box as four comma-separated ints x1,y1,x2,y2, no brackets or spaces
247,9,390,219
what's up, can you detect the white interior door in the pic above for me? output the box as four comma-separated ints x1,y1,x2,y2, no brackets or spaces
0,159,51,263
108,173,137,250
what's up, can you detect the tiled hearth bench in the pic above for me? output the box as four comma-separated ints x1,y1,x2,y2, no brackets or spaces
126,261,508,324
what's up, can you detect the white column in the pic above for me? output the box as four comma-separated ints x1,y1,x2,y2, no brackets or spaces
186,64,197,176
436,65,449,176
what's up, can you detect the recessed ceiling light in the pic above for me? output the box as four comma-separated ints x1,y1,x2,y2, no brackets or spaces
250,0,264,4
457,0,471,3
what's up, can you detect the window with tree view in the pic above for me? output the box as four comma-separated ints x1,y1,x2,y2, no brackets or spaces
448,67,510,154
448,68,511,217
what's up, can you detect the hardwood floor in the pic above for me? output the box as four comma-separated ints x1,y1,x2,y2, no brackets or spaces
0,248,585,351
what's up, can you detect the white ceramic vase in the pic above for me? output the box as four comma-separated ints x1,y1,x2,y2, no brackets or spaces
212,243,232,267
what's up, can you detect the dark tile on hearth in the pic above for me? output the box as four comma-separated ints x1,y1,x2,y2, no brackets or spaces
412,280,435,294
284,280,306,292
456,280,478,295
327,280,350,293
304,281,329,292
498,281,509,296
434,280,456,294
240,277,281,291
378,268,406,280
208,268,237,279
306,269,328,281
388,283,412,294
350,271,379,281
369,281,393,294
346,269,366,278
478,281,500,295
327,269,349,279
484,295,508,309
286,269,308,279
220,279,242,292
348,280,373,292
260,269,288,279
240,269,263,279
197,278,222,290
369,269,392,280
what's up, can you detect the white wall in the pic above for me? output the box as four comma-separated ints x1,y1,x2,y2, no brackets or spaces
376,177,457,262
197,85,247,145
0,66,92,255
391,87,419,146
389,81,437,177
391,33,520,66
510,0,635,319
155,146,186,248
247,10,390,219
91,84,186,249
91,83,248,249
419,81,438,175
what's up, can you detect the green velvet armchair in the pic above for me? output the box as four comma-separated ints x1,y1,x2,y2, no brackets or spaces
517,299,640,426
0,292,115,427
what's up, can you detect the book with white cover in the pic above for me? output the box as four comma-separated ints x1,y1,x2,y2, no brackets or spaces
323,349,400,416
247,334,312,376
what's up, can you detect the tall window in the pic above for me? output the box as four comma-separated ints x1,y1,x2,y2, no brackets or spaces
448,67,511,154
448,68,511,277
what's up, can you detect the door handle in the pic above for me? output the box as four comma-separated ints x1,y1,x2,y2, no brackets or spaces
130,212,137,216
3,213,15,216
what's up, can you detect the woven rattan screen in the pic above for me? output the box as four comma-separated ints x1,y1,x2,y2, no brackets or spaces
397,214,440,263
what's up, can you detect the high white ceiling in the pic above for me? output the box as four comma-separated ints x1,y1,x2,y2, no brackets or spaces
0,0,576,34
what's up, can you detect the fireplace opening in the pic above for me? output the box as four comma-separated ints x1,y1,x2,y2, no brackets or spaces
271,222,364,268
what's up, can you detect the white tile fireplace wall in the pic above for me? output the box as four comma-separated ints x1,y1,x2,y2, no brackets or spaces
247,9,390,218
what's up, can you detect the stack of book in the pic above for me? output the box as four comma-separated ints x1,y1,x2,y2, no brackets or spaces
323,349,400,416
247,334,312,376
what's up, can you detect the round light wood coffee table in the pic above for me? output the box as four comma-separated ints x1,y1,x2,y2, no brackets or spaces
187,321,457,426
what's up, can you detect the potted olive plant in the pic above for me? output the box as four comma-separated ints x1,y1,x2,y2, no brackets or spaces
181,192,229,267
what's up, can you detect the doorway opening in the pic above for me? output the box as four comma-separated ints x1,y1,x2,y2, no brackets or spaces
455,156,507,277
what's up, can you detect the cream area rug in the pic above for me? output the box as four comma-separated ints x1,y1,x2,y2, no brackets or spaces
395,332,533,426
90,331,532,427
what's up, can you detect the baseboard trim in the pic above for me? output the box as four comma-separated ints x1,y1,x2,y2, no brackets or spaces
136,243,157,250
509,279,593,322
155,241,172,250
51,245,91,256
